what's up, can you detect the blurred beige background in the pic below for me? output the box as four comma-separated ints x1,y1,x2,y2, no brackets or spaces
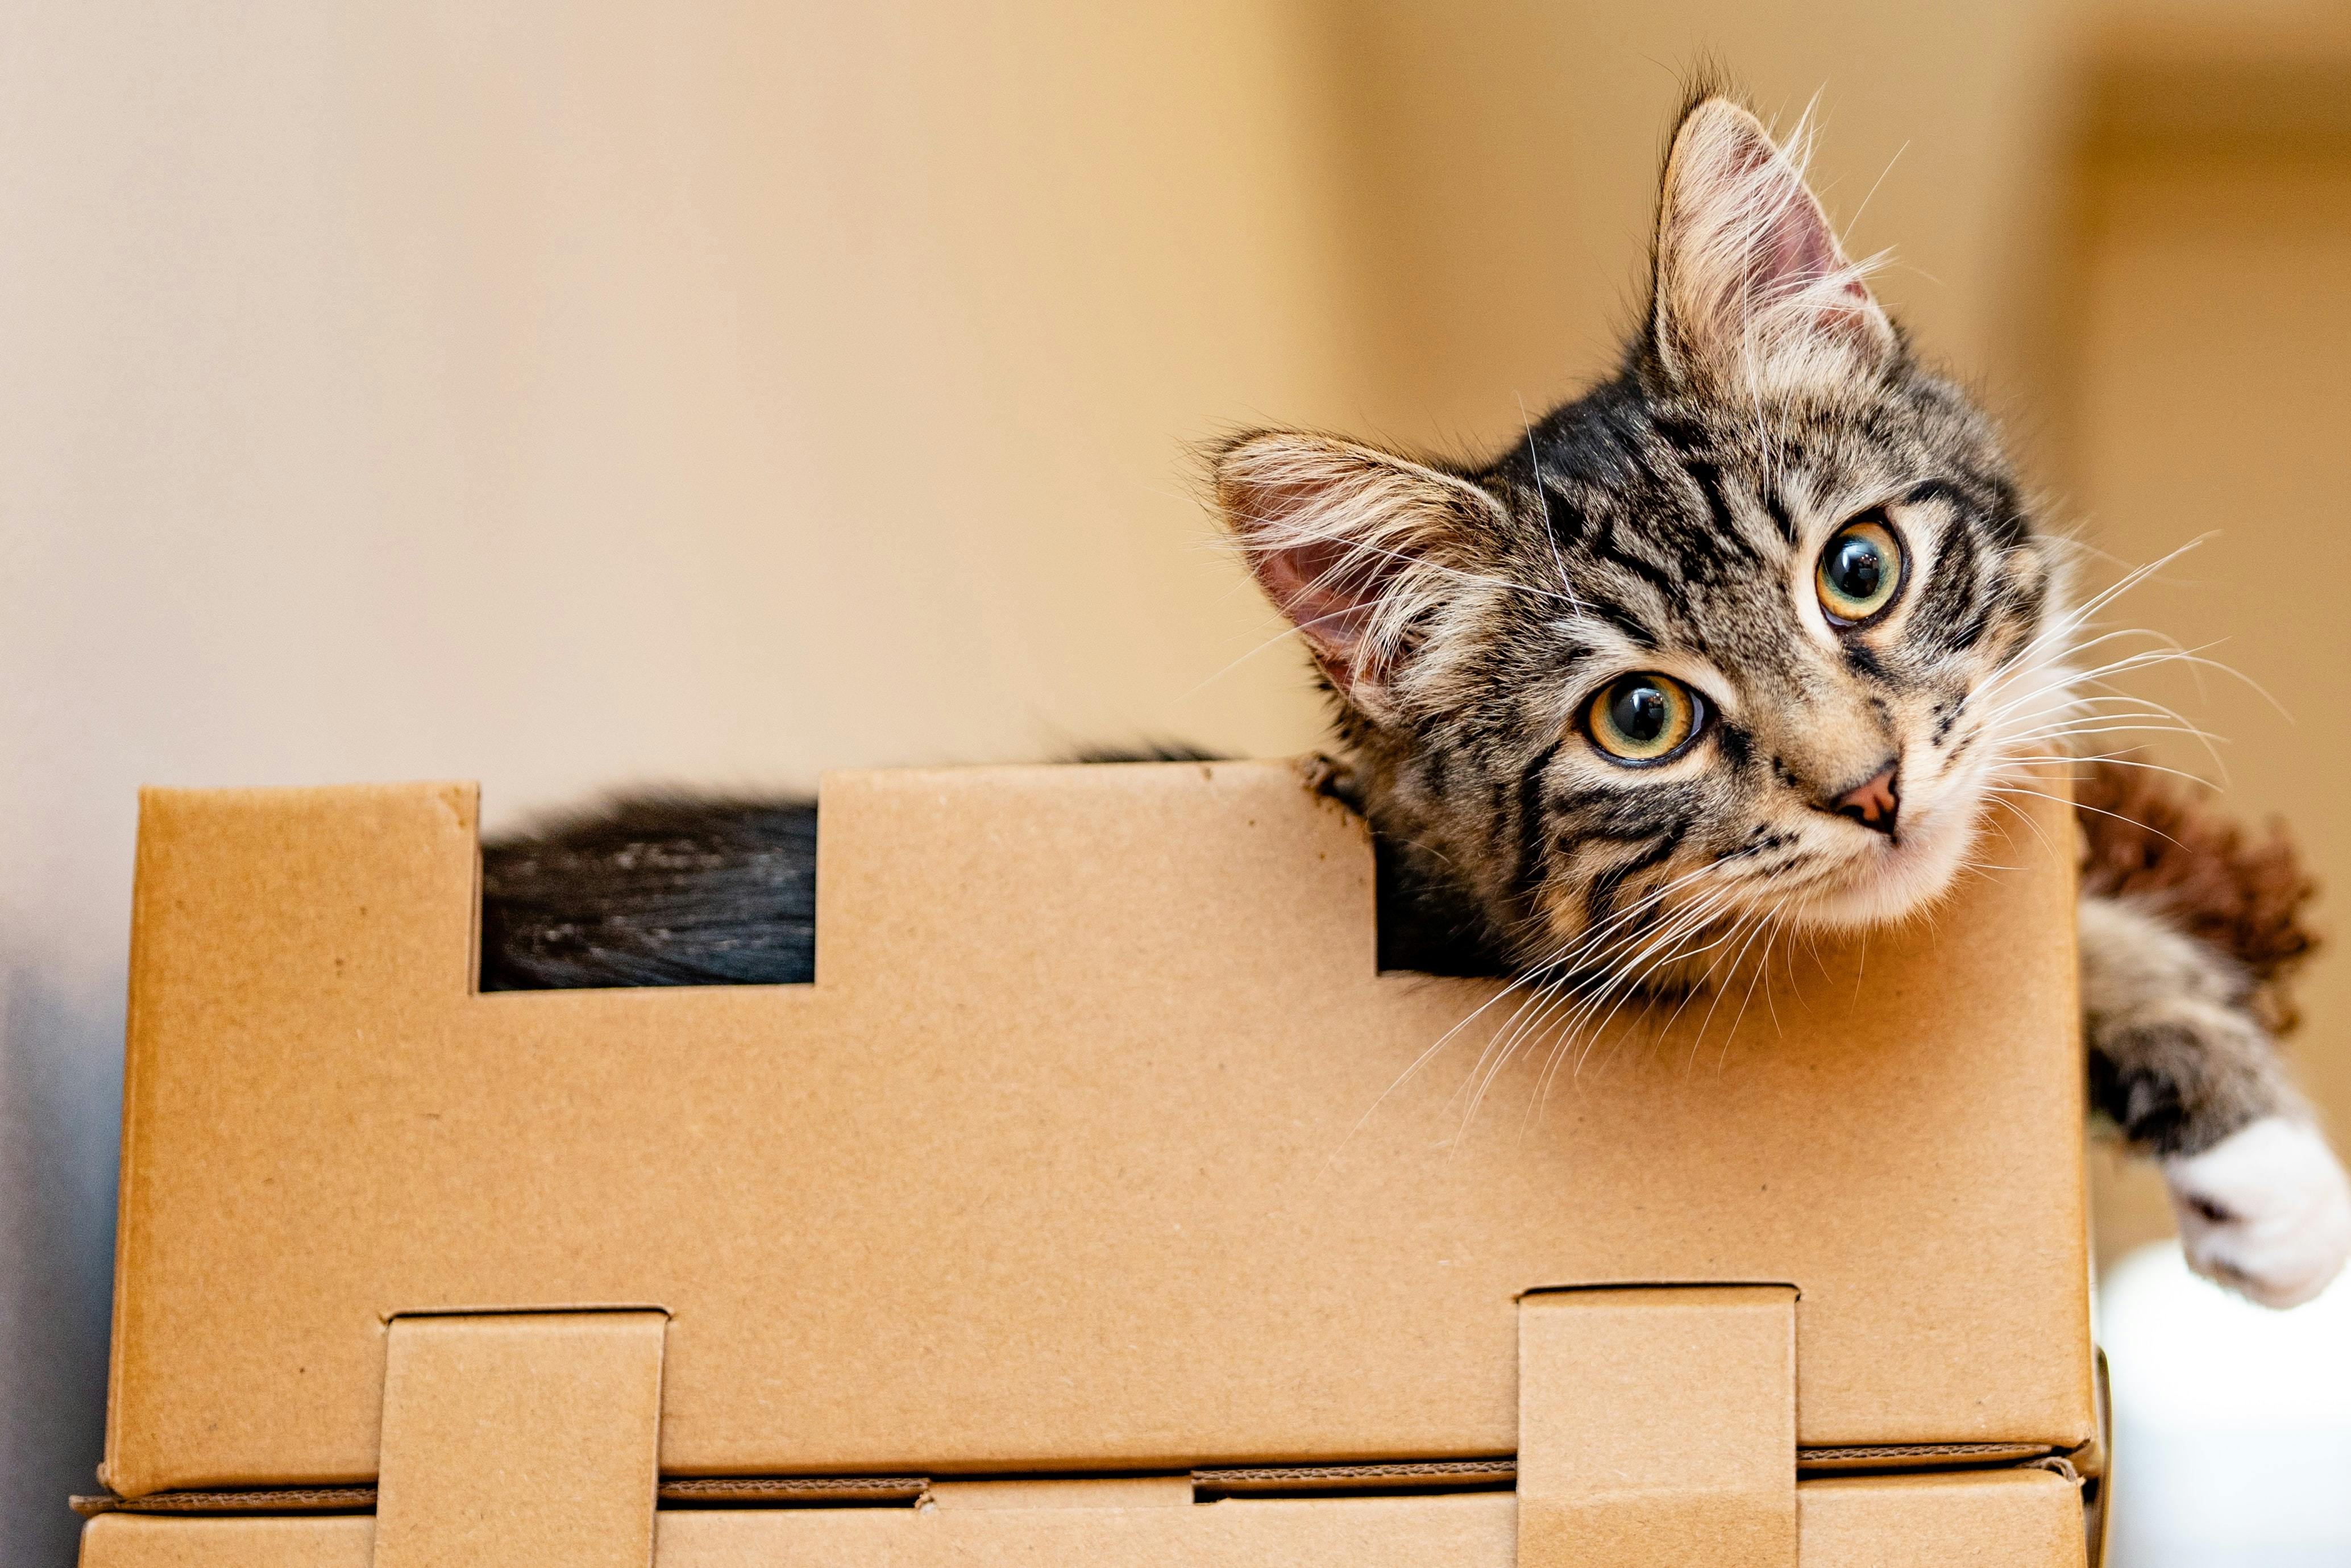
2059,27,2351,1260
5,3,2349,1563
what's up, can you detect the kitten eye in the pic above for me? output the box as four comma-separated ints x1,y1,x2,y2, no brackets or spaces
1816,514,1905,626
1585,673,1700,764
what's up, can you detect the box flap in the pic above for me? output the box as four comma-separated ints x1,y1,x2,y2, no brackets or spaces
105,762,2092,1494
1517,1287,1796,1567
371,1311,663,1567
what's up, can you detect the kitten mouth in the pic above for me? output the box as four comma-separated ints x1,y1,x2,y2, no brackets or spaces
1789,802,1970,930
1850,808,1934,871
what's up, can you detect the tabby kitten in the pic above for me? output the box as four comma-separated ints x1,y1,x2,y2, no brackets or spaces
1208,94,2350,1308
484,94,2351,1309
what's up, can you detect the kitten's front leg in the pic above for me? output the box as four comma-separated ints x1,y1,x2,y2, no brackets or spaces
2080,893,2351,1306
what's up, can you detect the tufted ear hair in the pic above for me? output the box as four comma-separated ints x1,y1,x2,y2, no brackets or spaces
1651,97,1895,394
1213,432,1508,716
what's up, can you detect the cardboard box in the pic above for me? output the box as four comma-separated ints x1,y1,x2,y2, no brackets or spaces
82,760,2099,1564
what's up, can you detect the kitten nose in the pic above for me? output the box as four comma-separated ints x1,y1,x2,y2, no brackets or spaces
1829,763,1900,837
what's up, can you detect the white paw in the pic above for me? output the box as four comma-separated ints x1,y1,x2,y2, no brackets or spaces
2164,1117,2351,1309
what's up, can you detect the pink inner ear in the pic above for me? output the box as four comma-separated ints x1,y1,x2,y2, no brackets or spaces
1759,189,1838,294
1754,212,1875,352
1255,529,1386,659
1666,107,1890,373
1722,134,1861,309
1224,468,1416,691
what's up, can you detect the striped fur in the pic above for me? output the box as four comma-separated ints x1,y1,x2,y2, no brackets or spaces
1220,95,2059,989
477,92,2348,1307
1219,91,2350,1305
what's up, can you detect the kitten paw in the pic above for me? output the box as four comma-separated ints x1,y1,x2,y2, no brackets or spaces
1297,752,1365,810
2163,1117,2351,1308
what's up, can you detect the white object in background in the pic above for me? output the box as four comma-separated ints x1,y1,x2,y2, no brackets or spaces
2102,1240,2351,1566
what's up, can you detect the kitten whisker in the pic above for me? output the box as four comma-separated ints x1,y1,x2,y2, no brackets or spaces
1448,861,1745,1140
1556,891,1748,1086
1683,905,1782,1075
2000,719,2226,748
1978,788,2067,866
1986,784,2187,849
1506,888,1730,1110
1518,393,1583,612
2043,535,2214,637
1716,912,1791,1073
1542,893,1749,1105
1998,752,2217,790
2068,679,2236,780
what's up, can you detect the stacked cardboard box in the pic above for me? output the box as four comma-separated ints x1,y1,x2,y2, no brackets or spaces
78,761,2100,1565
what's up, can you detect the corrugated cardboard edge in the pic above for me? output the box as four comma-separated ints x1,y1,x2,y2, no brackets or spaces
72,1477,933,1519
98,788,167,1497
72,1443,2075,1519
75,1488,379,1519
1192,1462,1517,1498
1795,1444,2059,1473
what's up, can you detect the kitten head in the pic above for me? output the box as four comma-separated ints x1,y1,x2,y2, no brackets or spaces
1215,94,2071,980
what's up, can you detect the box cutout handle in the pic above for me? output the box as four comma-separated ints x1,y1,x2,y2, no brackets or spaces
373,1310,666,1568
1517,1286,1796,1568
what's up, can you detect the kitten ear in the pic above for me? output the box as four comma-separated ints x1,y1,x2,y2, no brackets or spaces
1214,432,1504,714
1651,97,1895,392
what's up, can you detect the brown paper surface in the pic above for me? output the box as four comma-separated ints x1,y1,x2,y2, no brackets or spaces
1517,1287,1796,1567
77,1470,2086,1567
105,762,2091,1496
372,1312,664,1567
